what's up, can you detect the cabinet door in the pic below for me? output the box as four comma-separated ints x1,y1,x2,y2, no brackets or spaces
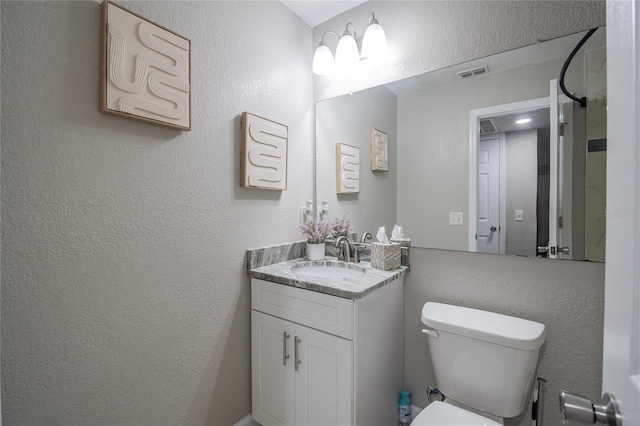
252,311,294,426
294,324,353,426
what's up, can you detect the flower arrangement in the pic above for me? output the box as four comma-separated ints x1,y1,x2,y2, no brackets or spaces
296,218,333,244
331,215,352,239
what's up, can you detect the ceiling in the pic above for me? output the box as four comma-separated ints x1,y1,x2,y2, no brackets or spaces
281,1,368,28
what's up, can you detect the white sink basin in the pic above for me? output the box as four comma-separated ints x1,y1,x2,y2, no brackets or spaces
293,264,366,279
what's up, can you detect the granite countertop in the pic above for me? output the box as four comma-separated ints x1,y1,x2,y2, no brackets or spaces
248,257,408,299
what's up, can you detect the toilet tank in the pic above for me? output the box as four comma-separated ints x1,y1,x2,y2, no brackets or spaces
421,302,546,418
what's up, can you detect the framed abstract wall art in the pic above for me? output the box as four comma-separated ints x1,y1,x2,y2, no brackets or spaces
240,112,289,191
370,128,389,171
100,1,191,130
336,143,360,194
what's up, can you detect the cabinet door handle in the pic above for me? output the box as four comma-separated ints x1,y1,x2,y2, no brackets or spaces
294,337,301,371
282,332,290,365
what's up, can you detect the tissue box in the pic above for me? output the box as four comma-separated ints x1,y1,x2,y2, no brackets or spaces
390,238,411,247
371,242,401,271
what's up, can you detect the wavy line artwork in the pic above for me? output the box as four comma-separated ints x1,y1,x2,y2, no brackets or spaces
119,73,189,119
108,23,188,93
337,144,360,194
241,113,288,190
102,2,190,129
371,129,389,171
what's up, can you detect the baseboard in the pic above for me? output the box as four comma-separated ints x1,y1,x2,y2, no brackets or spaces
233,413,260,426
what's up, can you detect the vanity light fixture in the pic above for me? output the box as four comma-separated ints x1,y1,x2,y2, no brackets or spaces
312,12,387,75
361,13,387,60
312,38,337,75
335,24,359,70
516,118,532,124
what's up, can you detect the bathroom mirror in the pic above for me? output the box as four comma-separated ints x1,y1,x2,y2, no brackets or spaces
316,28,606,261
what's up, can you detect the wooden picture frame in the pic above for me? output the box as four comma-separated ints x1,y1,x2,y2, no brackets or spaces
240,112,288,191
336,143,360,194
370,128,389,171
100,0,191,130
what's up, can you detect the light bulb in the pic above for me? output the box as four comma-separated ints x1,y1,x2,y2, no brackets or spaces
362,21,387,60
335,32,359,71
312,42,336,75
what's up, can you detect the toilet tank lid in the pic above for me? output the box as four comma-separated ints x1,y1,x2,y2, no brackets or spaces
422,302,546,350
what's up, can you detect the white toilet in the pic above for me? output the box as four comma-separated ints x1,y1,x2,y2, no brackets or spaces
412,302,546,426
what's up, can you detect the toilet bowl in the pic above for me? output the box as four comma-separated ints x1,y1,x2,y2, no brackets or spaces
416,302,546,424
412,401,501,426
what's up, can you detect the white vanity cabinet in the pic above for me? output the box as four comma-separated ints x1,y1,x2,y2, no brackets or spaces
251,276,404,426
252,310,352,426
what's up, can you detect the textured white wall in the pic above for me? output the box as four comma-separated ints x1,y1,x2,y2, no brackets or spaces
316,87,398,238
404,248,605,426
1,1,313,424
313,1,605,101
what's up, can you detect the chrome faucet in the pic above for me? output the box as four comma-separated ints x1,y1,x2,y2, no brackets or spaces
361,232,373,243
335,236,359,263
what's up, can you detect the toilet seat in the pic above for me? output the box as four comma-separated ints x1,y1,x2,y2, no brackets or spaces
411,401,502,426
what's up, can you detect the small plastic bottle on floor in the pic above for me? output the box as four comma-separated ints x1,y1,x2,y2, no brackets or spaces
399,389,412,425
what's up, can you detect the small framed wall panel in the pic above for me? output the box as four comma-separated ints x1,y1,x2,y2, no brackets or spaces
370,128,389,171
100,0,191,130
241,112,288,190
336,143,360,194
